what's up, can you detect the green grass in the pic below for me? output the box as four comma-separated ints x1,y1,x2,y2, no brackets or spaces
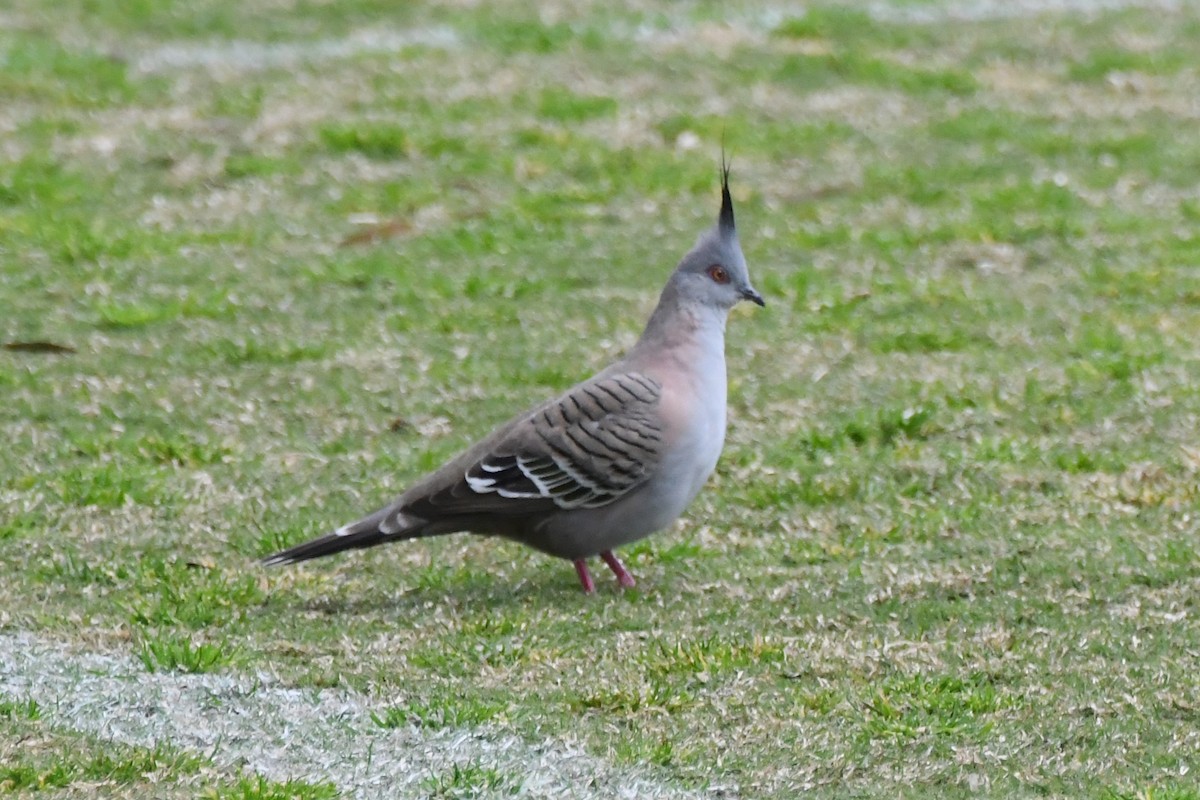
0,698,41,721
420,763,521,799
0,716,208,794
137,632,233,673
3,1,1200,797
0,714,338,797
370,696,506,730
206,776,341,800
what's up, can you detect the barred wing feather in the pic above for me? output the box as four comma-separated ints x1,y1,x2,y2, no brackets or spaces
464,372,663,511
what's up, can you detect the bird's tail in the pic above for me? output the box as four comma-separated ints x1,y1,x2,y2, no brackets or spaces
260,507,414,566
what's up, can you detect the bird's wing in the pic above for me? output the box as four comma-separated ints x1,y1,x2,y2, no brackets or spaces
406,371,665,519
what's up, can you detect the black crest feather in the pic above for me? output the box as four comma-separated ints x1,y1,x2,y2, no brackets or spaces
719,150,735,237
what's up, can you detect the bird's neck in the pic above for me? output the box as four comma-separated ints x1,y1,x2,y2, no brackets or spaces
629,289,728,366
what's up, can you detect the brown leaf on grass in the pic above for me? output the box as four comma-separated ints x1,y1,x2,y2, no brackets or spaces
3,341,76,354
339,217,413,247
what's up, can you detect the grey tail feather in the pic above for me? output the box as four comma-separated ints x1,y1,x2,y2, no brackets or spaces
261,513,404,566
719,149,735,236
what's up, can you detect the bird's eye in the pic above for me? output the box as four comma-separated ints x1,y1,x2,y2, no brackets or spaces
707,265,730,284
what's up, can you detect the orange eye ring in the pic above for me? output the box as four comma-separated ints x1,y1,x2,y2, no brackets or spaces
707,265,730,284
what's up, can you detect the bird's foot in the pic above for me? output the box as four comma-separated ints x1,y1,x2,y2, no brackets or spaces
600,550,636,589
573,559,596,594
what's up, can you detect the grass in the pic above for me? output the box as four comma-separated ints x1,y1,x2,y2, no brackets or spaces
3,0,1200,797
206,776,341,800
420,763,522,799
370,696,506,730
137,633,233,674
0,712,253,796
0,726,338,798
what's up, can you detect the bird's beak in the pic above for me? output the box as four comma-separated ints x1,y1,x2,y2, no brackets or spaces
741,286,766,307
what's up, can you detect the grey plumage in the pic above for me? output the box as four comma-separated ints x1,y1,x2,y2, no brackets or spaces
263,161,762,592
463,373,664,511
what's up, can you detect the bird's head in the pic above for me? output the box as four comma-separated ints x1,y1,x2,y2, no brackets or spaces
671,159,764,311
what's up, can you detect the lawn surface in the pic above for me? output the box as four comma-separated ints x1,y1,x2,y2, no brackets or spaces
2,0,1199,797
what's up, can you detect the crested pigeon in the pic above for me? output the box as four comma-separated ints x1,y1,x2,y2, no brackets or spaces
263,163,763,593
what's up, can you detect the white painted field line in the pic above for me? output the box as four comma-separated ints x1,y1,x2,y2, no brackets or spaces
858,0,1186,22
0,632,723,800
134,27,460,73
129,0,1192,75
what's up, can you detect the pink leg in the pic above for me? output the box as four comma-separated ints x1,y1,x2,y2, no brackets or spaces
600,550,636,589
573,559,595,594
